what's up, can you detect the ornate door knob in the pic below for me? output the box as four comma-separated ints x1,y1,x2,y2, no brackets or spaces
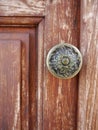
46,43,82,79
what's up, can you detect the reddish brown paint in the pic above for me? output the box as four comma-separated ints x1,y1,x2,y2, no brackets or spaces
42,1,80,129
77,0,98,130
0,40,21,129
0,0,82,130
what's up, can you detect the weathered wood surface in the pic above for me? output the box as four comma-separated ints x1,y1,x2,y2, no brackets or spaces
0,17,43,26
27,28,38,130
0,0,45,16
77,0,98,130
0,40,21,130
0,28,37,130
37,0,80,129
37,20,44,130
0,0,80,17
0,0,81,130
0,31,30,130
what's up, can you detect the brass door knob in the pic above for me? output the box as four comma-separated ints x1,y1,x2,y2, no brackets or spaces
46,43,82,79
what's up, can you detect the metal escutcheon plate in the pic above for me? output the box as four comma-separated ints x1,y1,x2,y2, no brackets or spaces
46,43,82,79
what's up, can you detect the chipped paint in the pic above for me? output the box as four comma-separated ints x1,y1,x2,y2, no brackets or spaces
0,0,45,16
78,0,98,129
13,83,20,130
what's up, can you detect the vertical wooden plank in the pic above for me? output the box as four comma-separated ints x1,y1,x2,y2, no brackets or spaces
42,1,80,129
0,40,21,130
77,0,98,130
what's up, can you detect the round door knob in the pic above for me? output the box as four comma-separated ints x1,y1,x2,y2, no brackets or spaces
46,43,82,79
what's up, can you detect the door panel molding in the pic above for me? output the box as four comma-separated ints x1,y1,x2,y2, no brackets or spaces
0,17,43,27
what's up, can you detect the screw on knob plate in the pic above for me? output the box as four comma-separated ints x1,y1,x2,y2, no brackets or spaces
46,43,82,79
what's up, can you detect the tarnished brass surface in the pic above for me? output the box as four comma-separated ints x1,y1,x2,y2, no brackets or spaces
46,43,82,79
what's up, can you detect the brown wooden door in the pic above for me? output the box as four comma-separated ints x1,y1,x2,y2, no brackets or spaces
0,0,97,130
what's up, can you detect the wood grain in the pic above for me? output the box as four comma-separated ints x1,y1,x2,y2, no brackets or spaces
77,0,98,130
0,0,81,129
0,40,21,130
0,17,43,26
0,0,45,16
38,1,80,130
27,28,37,130
0,32,30,130
37,20,44,130
0,28,37,130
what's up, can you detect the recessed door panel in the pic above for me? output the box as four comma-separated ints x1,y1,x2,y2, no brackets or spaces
0,28,37,130
0,40,21,130
0,32,30,129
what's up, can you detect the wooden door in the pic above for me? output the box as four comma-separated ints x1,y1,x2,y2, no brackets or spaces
0,0,97,130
